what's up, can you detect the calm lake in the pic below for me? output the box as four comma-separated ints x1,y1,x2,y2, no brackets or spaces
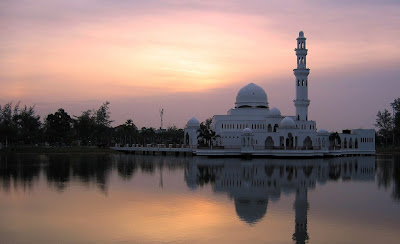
0,153,399,244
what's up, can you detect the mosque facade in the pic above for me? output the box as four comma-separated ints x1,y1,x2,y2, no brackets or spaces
184,31,375,157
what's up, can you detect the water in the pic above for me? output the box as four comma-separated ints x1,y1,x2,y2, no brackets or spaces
0,153,399,244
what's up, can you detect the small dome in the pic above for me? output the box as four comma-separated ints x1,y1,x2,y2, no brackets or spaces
243,128,253,134
280,117,295,129
318,129,329,134
186,117,200,127
299,31,304,37
235,83,269,109
270,107,281,116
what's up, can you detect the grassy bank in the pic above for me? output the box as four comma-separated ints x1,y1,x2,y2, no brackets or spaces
0,146,119,154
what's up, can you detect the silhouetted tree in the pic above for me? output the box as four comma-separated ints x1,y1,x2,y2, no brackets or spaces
13,104,42,144
329,132,341,149
114,119,139,145
0,102,18,146
74,110,96,145
391,98,400,146
139,127,156,145
44,108,73,145
94,101,113,147
197,118,218,146
375,109,393,147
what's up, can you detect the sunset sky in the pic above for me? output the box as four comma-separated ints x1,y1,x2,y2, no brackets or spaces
1,0,399,131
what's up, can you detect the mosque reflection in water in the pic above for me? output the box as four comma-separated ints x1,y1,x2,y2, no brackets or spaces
185,156,376,244
0,153,400,243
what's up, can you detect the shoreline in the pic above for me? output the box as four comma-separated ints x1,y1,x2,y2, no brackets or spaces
0,146,119,154
376,147,400,155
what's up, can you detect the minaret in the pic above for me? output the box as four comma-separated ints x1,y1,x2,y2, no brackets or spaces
292,187,309,244
294,31,310,121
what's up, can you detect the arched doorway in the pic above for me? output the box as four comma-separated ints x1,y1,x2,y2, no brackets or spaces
265,136,274,149
185,132,190,145
286,133,294,148
303,136,312,149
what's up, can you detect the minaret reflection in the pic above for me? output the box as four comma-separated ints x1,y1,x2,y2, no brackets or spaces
185,156,375,243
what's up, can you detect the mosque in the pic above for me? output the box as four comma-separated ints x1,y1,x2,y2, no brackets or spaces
184,156,376,243
184,31,375,157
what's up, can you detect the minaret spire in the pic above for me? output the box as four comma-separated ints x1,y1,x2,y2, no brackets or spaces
294,31,310,121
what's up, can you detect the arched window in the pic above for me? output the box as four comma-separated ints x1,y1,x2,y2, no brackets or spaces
273,124,279,132
298,80,300,86
297,115,300,120
287,133,294,147
268,124,272,132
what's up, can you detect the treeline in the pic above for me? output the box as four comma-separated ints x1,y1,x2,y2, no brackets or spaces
375,98,400,147
0,101,184,148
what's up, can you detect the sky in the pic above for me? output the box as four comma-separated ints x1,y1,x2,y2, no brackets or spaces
1,0,399,131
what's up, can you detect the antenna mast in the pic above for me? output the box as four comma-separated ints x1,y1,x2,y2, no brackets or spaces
160,108,164,129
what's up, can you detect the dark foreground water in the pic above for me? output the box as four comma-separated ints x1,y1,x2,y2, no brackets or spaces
0,153,400,244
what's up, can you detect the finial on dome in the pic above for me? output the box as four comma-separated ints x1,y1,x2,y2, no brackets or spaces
299,31,304,37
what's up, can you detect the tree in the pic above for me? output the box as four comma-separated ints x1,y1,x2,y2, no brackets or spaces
94,101,113,146
95,101,113,127
391,98,400,113
74,110,96,145
329,132,341,149
375,109,393,147
44,108,73,145
139,127,156,145
114,119,138,145
12,104,42,144
197,118,218,147
391,98,400,146
0,102,18,146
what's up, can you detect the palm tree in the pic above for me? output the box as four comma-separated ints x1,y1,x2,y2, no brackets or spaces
329,132,341,149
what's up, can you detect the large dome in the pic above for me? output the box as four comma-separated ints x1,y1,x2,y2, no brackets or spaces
234,198,268,225
235,83,269,109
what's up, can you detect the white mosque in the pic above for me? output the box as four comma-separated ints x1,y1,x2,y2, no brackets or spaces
184,31,375,157
184,156,376,243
